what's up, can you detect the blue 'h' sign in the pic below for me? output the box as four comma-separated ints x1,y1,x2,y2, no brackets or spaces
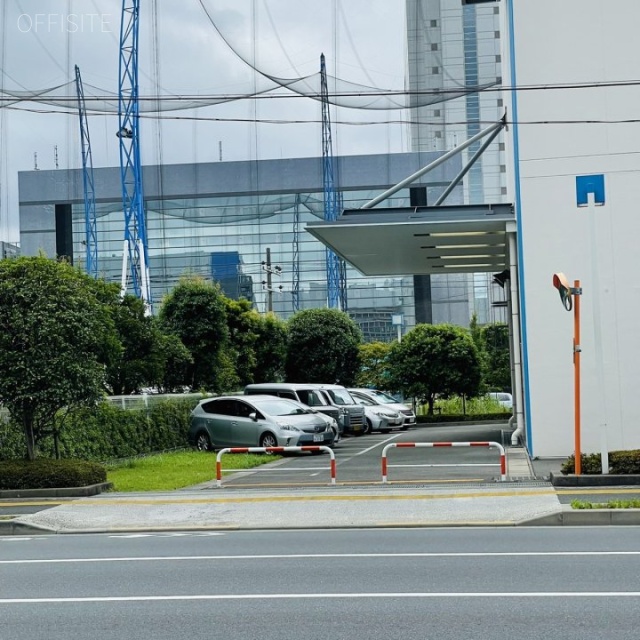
576,174,605,207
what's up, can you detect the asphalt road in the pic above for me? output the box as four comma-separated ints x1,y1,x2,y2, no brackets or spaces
219,422,513,488
1,527,640,640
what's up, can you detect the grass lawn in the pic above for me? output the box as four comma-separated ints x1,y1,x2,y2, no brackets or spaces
106,450,281,492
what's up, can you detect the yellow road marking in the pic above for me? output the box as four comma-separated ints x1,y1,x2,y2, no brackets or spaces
0,501,65,508
62,488,557,507
221,478,487,488
556,488,640,495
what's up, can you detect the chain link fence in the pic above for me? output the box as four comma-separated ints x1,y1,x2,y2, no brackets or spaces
104,393,210,412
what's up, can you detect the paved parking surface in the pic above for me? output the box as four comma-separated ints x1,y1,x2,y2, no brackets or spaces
215,423,514,488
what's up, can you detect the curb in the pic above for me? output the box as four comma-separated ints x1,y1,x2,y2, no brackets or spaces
0,519,55,535
5,508,640,536
521,506,640,526
550,472,640,487
0,482,112,499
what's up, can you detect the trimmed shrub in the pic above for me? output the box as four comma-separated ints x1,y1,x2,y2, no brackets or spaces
0,459,106,490
561,450,640,475
0,398,199,462
416,413,512,424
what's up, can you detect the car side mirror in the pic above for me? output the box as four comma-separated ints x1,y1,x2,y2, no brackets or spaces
249,412,258,421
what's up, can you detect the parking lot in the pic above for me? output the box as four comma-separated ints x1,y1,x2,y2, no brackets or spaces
216,421,515,488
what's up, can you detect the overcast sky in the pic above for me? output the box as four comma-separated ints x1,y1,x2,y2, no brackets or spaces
0,0,408,242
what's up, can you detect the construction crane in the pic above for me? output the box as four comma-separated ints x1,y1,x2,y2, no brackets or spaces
74,65,98,278
118,0,152,310
320,53,347,311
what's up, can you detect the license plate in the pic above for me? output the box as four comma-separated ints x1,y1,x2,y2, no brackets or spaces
313,434,324,442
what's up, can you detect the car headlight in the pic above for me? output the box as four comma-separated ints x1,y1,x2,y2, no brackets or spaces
276,423,301,432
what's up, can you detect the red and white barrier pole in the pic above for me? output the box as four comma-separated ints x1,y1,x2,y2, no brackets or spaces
381,441,507,483
216,446,336,487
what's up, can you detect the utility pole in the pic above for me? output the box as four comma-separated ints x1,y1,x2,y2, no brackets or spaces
261,248,282,313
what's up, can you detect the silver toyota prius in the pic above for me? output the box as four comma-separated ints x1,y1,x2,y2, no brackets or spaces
188,395,336,451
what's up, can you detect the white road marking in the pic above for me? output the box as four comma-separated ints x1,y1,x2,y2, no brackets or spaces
1,592,640,604
335,433,402,465
0,538,35,542
2,551,640,565
110,532,225,538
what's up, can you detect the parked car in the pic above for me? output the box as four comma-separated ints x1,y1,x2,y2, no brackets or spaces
348,388,416,429
189,395,335,452
244,383,342,442
488,392,513,410
351,393,404,434
311,384,366,436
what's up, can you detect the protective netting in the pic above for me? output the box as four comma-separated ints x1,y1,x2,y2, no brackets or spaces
0,0,496,114
0,75,496,114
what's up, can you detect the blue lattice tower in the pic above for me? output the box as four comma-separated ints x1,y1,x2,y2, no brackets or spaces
118,0,152,310
74,65,98,278
292,194,300,312
321,53,346,310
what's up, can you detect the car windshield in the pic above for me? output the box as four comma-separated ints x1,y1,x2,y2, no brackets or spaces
368,390,399,403
326,389,355,405
250,397,309,416
354,395,375,406
297,389,327,407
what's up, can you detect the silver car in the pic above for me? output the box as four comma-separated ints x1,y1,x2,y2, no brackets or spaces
352,394,405,434
189,395,335,452
348,388,416,429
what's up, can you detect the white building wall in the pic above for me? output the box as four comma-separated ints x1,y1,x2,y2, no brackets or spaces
506,0,640,456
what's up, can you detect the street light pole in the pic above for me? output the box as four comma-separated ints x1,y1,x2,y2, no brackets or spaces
553,272,582,475
573,279,582,476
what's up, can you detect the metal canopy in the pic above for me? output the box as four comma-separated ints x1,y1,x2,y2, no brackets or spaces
305,203,515,276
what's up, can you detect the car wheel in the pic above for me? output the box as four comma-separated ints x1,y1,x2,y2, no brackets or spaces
381,429,392,434
400,425,410,431
363,419,372,435
260,432,278,452
195,431,212,452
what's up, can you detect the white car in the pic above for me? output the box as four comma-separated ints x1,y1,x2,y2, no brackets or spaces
488,392,513,410
348,388,416,429
352,394,405,434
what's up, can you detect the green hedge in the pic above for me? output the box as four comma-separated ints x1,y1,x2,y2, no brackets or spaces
0,459,106,490
416,413,512,424
0,398,199,462
561,450,640,475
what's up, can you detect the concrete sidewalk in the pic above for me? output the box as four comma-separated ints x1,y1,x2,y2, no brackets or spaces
4,482,563,534
3,447,640,535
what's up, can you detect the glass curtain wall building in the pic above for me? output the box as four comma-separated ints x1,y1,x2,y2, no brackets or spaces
18,152,462,343
406,0,507,325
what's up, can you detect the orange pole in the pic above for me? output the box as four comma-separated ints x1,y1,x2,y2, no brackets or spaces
574,280,581,476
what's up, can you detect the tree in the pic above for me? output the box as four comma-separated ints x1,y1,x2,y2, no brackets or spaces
356,341,392,389
482,323,511,391
103,294,165,395
0,257,113,459
152,333,194,393
158,277,229,392
285,308,362,385
253,313,288,382
223,297,260,388
387,323,482,414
